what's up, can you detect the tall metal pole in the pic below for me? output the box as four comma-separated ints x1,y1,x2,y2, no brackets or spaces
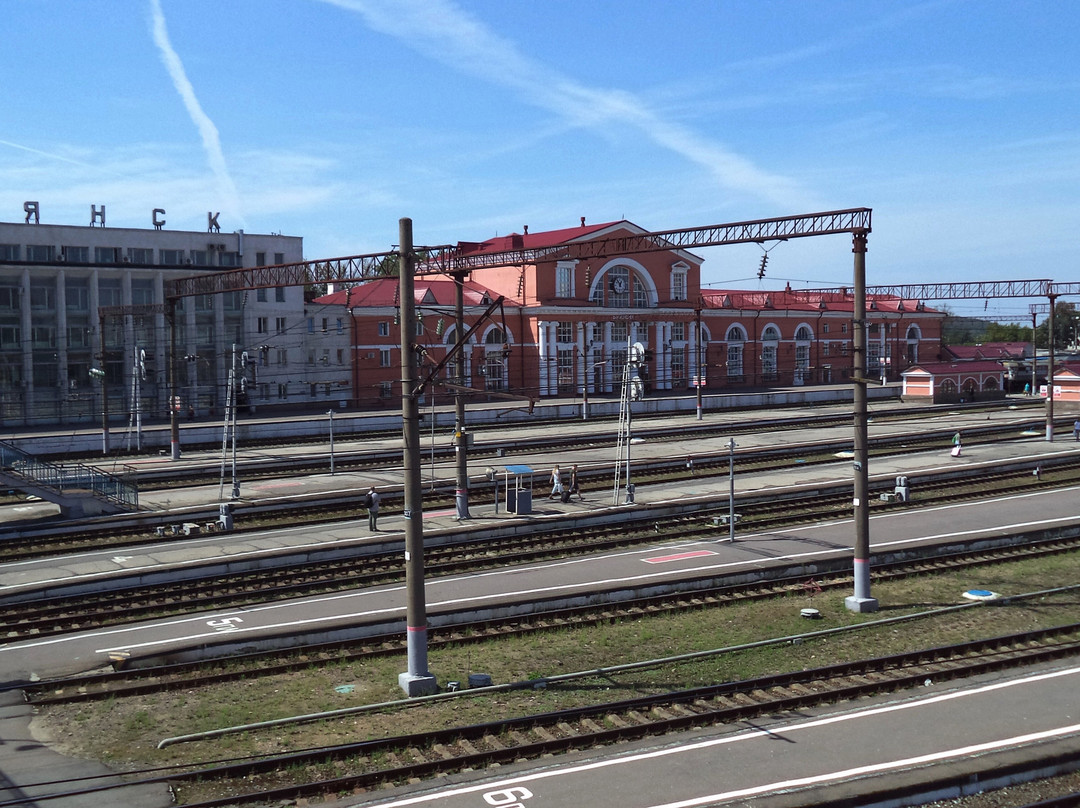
727,437,736,542
98,310,109,456
399,218,437,697
1046,295,1057,441
168,300,181,460
695,307,704,421
452,272,470,519
846,230,878,613
328,410,335,475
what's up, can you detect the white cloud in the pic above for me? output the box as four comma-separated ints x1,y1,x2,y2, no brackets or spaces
319,0,815,210
148,0,245,226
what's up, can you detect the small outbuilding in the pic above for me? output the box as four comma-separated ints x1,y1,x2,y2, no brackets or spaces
901,361,1005,403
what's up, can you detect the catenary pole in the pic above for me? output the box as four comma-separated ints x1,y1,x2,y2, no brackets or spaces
453,272,470,519
846,230,878,613
398,218,438,697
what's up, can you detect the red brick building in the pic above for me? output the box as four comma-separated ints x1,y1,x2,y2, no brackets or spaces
316,220,945,407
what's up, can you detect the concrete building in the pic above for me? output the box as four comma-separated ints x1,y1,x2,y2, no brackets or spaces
316,219,946,406
0,207,318,427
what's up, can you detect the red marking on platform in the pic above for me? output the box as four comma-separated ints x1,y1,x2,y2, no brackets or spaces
253,481,305,490
643,550,717,564
424,509,457,518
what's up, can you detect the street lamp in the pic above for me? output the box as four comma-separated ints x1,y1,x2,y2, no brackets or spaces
89,367,108,455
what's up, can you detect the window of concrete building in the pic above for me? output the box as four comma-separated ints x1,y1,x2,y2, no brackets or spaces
66,325,89,349
219,251,240,268
257,288,267,302
195,294,214,312
62,246,89,263
257,317,268,334
30,282,55,311
256,252,266,265
94,247,120,263
275,317,287,335
673,322,686,341
222,291,242,311
556,321,573,343
556,264,573,298
378,321,390,337
26,245,54,262
307,317,315,334
612,321,628,343
276,348,287,366
337,348,344,365
31,325,56,349
191,250,209,266
132,279,155,306
0,244,20,261
99,279,122,308
278,383,289,400
160,248,184,265
380,381,392,398
336,318,344,335
822,322,830,334
128,247,153,264
65,279,90,312
274,253,285,264
1,325,20,349
0,285,17,311
275,287,286,303
32,358,59,387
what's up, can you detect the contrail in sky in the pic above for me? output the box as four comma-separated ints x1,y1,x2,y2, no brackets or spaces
320,0,813,209
148,0,244,224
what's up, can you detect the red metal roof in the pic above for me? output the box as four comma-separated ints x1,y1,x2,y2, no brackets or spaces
316,275,518,308
455,221,625,256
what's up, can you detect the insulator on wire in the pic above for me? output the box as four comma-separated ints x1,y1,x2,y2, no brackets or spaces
757,254,769,279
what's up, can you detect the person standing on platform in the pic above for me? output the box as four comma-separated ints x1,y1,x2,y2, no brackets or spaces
548,465,563,500
1073,419,1080,442
569,464,585,502
365,486,380,530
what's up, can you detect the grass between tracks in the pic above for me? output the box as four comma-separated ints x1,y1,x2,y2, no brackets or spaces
34,550,1080,804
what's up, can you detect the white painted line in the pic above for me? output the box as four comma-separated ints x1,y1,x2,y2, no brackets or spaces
359,665,1080,807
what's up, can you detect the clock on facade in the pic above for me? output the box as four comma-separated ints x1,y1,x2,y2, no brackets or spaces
611,275,627,294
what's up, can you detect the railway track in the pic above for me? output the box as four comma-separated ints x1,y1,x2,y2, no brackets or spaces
20,530,1080,705
62,623,1080,807
0,417,1062,563
6,456,1080,643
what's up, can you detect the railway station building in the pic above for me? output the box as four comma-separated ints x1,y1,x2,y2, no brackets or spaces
317,219,947,408
0,207,342,428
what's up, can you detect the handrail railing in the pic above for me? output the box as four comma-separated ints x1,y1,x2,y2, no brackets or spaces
0,442,138,510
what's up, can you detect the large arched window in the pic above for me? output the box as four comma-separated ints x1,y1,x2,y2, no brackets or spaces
483,328,507,391
591,265,653,308
794,324,812,384
906,324,922,363
726,325,746,380
761,325,780,382
443,326,474,384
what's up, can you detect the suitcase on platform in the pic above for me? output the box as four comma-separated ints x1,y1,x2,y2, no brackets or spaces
560,488,571,503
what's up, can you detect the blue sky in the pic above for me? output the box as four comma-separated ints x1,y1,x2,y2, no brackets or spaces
2,0,1077,322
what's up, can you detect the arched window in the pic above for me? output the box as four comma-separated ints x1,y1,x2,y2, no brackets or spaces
795,325,812,341
726,325,747,342
906,324,922,363
761,325,780,381
794,324,812,384
591,265,652,308
725,325,745,380
483,329,507,391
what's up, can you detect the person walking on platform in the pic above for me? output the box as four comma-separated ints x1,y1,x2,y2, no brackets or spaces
569,464,584,502
365,486,380,530
951,432,962,458
548,465,563,500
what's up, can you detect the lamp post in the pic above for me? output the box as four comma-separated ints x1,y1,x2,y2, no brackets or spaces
89,367,107,455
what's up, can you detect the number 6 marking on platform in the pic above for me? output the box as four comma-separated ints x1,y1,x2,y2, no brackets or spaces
483,786,533,806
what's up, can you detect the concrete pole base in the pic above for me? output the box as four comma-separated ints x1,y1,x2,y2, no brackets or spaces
398,671,439,697
845,595,880,614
